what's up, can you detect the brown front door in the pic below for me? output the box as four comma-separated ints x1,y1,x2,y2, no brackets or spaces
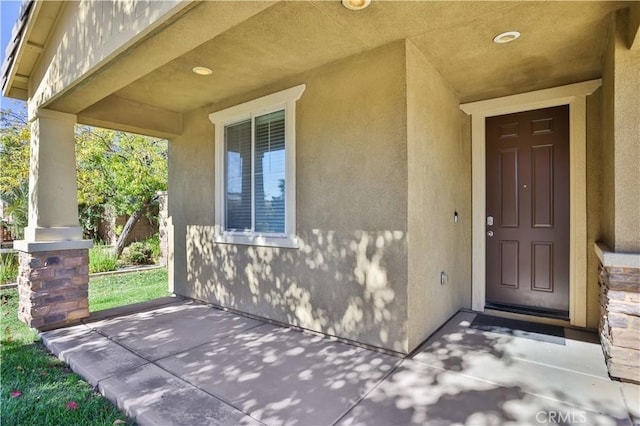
485,105,570,317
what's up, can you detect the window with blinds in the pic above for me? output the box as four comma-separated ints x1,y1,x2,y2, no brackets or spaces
224,110,286,234
210,83,304,248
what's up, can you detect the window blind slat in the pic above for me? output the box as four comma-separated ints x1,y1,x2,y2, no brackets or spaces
224,110,286,235
254,110,285,234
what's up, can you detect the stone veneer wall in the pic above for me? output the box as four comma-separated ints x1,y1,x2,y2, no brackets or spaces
17,249,89,330
599,264,640,383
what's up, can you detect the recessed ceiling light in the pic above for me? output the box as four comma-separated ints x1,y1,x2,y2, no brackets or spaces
192,66,213,76
493,31,521,44
342,0,371,11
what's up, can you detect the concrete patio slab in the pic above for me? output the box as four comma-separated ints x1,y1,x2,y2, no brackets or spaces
40,303,639,426
86,301,264,361
414,349,628,419
415,311,610,378
99,363,260,426
338,358,631,426
621,382,640,424
158,323,401,425
41,323,148,386
411,312,630,420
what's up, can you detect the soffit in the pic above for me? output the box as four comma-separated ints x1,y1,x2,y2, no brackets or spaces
113,1,369,112
110,1,625,113
14,2,60,79
2,1,62,99
408,1,622,102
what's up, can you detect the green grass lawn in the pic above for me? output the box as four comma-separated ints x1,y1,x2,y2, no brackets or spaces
1,267,170,425
89,268,170,312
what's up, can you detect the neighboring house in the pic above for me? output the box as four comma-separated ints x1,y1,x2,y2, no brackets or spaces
2,1,638,382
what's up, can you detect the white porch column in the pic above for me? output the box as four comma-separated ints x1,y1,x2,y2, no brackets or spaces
23,109,83,242
13,108,92,330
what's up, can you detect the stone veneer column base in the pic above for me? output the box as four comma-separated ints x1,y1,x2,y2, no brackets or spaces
16,248,90,330
599,264,640,384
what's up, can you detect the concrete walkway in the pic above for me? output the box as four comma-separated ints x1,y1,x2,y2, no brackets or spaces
41,299,639,425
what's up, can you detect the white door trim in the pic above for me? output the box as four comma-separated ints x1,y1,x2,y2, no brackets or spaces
460,79,601,327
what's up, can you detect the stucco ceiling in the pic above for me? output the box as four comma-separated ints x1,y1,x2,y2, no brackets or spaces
106,1,625,114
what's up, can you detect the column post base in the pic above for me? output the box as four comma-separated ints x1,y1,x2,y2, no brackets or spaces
14,240,93,330
595,243,640,384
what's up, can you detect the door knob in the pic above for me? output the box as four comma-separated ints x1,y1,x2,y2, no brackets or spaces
487,230,494,237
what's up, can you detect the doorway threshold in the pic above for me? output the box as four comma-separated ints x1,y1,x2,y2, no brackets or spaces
485,302,569,321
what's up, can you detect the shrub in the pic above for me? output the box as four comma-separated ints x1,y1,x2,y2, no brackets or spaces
89,244,118,273
146,234,161,261
0,251,19,284
123,241,154,265
122,236,160,266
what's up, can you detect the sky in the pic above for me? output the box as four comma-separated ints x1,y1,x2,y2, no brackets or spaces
1,0,27,111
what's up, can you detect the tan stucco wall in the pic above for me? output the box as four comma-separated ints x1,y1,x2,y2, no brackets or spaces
167,105,216,299
586,88,603,329
405,41,472,349
169,41,410,353
601,10,640,253
29,0,183,115
602,19,616,251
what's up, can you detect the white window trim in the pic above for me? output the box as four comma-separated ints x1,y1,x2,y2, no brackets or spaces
209,84,306,249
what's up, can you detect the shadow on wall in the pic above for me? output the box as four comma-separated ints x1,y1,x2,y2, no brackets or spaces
182,225,408,353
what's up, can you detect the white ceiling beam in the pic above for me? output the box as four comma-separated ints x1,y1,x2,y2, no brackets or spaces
78,95,183,139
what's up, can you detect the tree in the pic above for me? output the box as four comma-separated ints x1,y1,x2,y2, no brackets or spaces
0,107,167,257
76,126,167,257
0,108,30,239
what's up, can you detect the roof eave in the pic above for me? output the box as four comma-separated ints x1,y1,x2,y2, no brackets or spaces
1,0,40,100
